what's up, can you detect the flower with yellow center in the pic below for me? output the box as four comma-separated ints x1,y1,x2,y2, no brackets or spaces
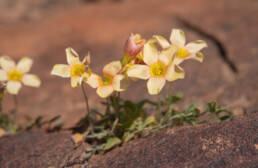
154,29,207,65
51,47,91,88
127,39,185,95
0,56,41,95
87,61,129,98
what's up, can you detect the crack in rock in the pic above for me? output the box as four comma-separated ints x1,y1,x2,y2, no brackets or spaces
177,17,238,74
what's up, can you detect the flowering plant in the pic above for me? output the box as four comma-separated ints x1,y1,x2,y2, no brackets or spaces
0,28,232,158
49,28,232,159
0,56,41,135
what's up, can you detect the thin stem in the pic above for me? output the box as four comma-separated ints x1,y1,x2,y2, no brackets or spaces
0,98,2,114
0,93,3,114
157,93,161,122
13,95,18,121
168,83,172,97
0,84,5,114
111,92,120,133
81,83,90,116
81,83,93,132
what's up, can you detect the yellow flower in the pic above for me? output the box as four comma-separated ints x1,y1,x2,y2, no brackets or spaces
51,47,91,88
87,61,129,98
127,39,184,95
0,56,41,95
154,29,207,65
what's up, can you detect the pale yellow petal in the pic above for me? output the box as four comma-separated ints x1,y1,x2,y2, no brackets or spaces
17,57,33,73
173,57,184,65
127,65,150,80
0,70,7,81
87,73,100,88
113,74,129,92
143,39,158,65
147,78,166,95
82,52,91,65
0,56,15,71
6,81,22,95
81,72,91,82
103,61,122,76
165,64,185,82
71,76,80,88
190,52,204,63
66,47,80,65
185,40,207,53
158,45,177,66
96,85,114,98
170,29,186,47
22,74,41,87
153,35,170,49
51,64,70,78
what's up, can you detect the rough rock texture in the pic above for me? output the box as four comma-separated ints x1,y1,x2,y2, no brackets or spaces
0,0,258,167
0,112,257,168
0,131,88,168
88,111,258,168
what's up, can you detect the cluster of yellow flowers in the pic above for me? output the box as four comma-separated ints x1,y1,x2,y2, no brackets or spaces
51,29,207,98
0,56,41,95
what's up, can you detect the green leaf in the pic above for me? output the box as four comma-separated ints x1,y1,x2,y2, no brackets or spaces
86,130,109,140
166,93,182,105
185,104,196,114
104,137,122,151
123,132,135,142
219,115,232,121
206,101,217,114
142,116,156,128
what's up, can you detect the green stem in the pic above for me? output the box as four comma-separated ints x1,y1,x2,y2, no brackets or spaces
168,83,172,97
0,84,5,114
13,95,18,121
111,92,120,133
157,93,161,122
0,94,3,114
81,83,93,132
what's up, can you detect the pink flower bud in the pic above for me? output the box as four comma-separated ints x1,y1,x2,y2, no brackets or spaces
124,33,145,57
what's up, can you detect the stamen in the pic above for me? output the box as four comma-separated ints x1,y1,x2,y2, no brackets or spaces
150,62,167,77
176,47,189,59
70,64,86,77
8,69,23,81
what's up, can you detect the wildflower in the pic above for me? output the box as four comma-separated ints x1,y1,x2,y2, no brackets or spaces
122,33,146,66
51,47,91,87
0,56,41,95
127,39,185,95
154,29,207,65
87,61,128,98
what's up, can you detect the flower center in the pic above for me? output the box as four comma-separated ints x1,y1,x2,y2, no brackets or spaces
150,62,167,77
176,47,189,59
101,74,113,86
8,69,23,81
70,64,85,77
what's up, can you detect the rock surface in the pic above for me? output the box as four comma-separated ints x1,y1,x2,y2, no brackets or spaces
0,0,257,167
88,111,258,168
